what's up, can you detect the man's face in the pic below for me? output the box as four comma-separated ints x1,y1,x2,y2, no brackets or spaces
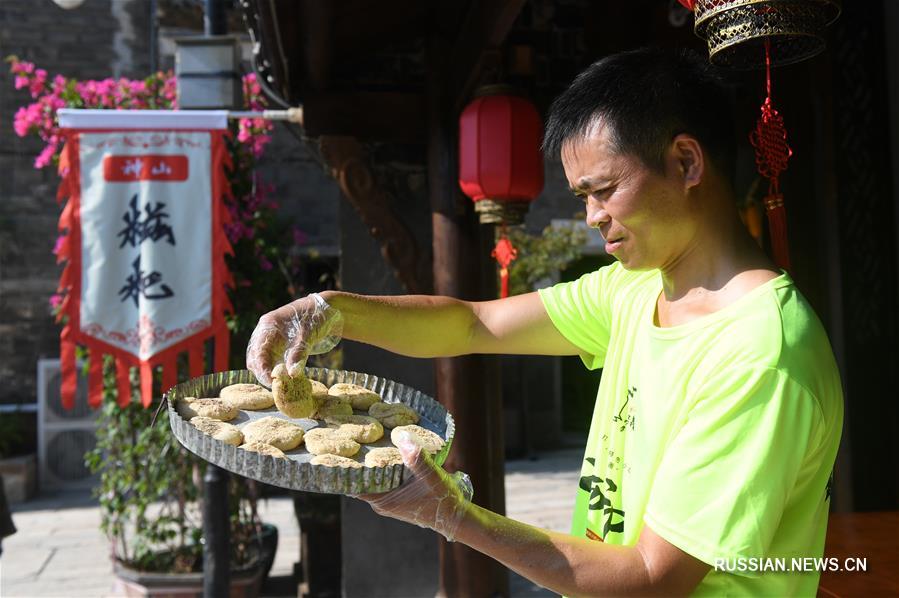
561,123,694,271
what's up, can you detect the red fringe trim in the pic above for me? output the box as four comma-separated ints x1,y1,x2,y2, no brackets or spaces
60,326,77,410
214,326,230,373
56,143,72,205
55,293,71,325
115,358,132,408
87,348,104,408
139,362,154,408
161,355,177,395
189,342,205,379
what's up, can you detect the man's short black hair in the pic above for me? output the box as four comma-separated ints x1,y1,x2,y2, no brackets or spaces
543,47,735,179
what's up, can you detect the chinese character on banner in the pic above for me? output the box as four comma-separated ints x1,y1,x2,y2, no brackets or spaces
54,110,235,409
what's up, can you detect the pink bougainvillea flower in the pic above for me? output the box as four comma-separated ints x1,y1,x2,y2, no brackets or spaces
52,74,66,92
13,106,31,136
251,135,271,157
47,94,66,111
291,226,308,247
53,235,66,255
9,59,34,75
237,123,252,143
35,141,58,169
29,69,47,97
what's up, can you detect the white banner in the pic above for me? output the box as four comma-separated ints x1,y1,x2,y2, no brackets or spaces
78,131,213,360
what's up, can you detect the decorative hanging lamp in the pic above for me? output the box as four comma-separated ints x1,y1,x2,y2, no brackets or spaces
684,0,841,69
679,0,840,271
459,86,544,297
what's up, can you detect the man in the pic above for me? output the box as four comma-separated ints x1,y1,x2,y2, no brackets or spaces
247,48,843,596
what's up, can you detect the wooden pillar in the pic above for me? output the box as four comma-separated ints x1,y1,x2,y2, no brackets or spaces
201,7,230,598
293,492,342,597
428,35,509,598
202,465,230,598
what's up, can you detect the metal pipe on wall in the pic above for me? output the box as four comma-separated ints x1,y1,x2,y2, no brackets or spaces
201,6,229,598
205,0,227,36
149,0,158,73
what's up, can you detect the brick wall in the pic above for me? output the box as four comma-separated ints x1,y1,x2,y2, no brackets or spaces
0,0,149,405
0,1,340,406
257,129,340,257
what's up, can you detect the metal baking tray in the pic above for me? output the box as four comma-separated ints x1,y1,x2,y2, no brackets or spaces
165,368,454,494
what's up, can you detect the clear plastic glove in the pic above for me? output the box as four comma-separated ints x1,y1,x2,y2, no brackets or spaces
245,293,344,387
357,433,473,542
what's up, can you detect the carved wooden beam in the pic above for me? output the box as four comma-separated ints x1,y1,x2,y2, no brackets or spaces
319,136,431,294
451,0,528,108
331,0,427,59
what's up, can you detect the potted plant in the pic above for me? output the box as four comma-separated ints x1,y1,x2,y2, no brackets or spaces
6,59,305,596
0,410,37,504
84,370,273,597
505,220,589,297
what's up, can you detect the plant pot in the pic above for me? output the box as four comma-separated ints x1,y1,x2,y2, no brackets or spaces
111,560,264,598
0,454,37,503
258,523,279,581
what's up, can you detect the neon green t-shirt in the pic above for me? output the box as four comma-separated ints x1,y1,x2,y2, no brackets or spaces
538,263,843,597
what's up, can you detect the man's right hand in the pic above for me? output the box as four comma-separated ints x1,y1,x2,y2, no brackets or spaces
245,293,343,387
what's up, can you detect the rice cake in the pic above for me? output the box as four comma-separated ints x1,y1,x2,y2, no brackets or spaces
328,383,382,410
315,398,353,419
190,416,243,446
242,416,305,451
364,447,404,467
239,441,287,459
304,427,360,457
324,414,384,444
391,425,444,454
309,379,330,401
368,402,420,428
176,397,238,421
271,364,317,419
219,383,275,410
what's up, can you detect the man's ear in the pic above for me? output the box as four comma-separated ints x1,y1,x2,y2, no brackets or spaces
669,134,704,191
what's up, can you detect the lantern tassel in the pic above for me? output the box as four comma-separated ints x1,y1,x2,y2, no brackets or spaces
749,39,793,271
499,267,510,298
491,226,518,299
766,195,791,271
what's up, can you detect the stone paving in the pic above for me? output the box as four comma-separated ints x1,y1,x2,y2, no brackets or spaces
1,449,582,598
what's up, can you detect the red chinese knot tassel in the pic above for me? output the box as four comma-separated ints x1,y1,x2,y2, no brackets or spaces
749,40,793,271
491,229,518,299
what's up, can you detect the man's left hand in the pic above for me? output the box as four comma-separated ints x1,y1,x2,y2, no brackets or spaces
356,434,473,542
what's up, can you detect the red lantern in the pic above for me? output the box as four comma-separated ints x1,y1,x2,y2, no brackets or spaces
458,87,544,226
459,87,544,298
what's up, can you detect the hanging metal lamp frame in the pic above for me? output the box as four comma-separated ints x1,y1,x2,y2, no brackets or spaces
693,0,841,69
